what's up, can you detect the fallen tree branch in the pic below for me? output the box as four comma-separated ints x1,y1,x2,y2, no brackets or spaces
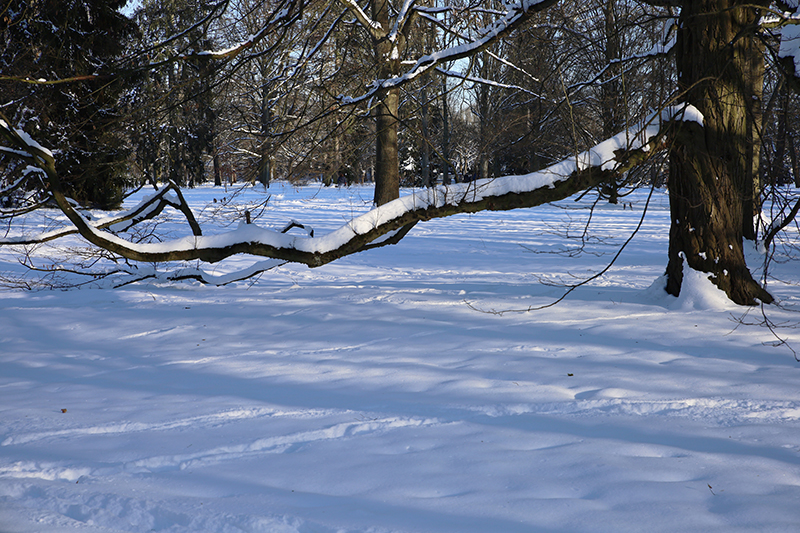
0,106,695,270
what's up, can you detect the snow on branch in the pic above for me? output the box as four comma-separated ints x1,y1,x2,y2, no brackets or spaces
0,117,54,161
339,0,560,105
389,0,418,42
112,259,288,288
0,105,699,274
194,0,301,60
435,67,542,98
485,50,539,83
334,0,384,39
0,119,203,244
0,181,199,245
0,167,44,197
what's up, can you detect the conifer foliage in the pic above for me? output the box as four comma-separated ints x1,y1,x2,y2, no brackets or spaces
0,0,137,208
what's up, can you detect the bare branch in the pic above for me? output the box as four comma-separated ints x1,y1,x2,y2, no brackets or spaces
334,0,385,40
339,0,560,106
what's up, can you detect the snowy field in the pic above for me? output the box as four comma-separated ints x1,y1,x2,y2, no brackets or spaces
1,182,800,532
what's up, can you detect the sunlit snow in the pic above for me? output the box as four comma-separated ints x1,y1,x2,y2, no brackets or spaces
0,183,799,533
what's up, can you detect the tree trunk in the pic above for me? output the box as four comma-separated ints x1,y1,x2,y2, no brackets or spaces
666,0,772,305
213,149,222,187
742,15,765,238
477,57,491,182
420,84,432,187
599,0,623,204
441,76,451,185
373,87,400,204
259,80,272,189
211,114,221,187
372,0,401,205
790,134,800,187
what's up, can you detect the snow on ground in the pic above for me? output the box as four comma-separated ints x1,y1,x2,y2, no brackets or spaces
1,183,799,532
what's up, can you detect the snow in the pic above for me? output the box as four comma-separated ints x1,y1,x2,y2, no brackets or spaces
0,119,54,160
3,106,696,261
1,183,800,532
340,0,556,104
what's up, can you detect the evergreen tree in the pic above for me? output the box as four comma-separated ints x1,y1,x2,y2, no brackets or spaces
132,0,219,188
0,0,138,208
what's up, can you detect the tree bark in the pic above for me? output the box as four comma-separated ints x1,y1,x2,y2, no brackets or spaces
420,84,432,187
259,73,273,189
441,75,451,185
213,149,222,187
372,0,402,205
374,88,400,204
477,56,491,182
666,0,772,305
599,0,623,204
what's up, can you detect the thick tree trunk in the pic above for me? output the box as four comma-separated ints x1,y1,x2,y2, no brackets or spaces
667,0,772,305
372,0,401,206
599,0,623,204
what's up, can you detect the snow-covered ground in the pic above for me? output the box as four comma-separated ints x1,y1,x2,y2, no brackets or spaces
1,183,799,532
